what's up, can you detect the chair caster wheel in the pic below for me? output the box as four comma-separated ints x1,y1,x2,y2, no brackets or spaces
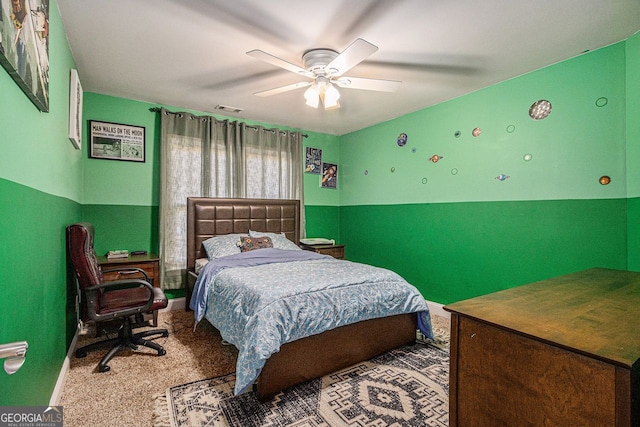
76,351,87,358
158,348,166,356
99,365,110,372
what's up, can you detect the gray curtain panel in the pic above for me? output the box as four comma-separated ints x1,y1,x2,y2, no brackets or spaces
159,108,304,290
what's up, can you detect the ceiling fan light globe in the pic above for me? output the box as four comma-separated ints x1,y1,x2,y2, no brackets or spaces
324,84,340,108
325,100,341,110
304,86,320,108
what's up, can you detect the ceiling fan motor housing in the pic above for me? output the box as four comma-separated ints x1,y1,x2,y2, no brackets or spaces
302,49,340,76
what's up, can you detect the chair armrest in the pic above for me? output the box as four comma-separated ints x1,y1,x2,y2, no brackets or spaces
85,279,156,322
101,267,150,282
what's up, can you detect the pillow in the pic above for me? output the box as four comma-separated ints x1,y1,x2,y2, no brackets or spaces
248,230,301,251
238,236,273,252
202,234,244,260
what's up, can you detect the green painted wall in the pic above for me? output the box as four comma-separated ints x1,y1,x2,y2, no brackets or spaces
303,206,341,243
82,93,160,206
81,93,162,256
338,42,632,303
0,2,82,405
303,131,341,241
340,43,626,205
341,199,627,304
626,32,640,199
0,180,81,405
626,33,640,270
82,204,159,256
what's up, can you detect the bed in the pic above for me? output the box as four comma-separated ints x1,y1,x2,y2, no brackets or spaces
186,197,433,401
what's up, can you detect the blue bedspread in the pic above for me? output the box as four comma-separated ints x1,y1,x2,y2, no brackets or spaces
190,248,433,395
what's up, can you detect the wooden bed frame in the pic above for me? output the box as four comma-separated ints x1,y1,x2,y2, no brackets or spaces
186,197,417,401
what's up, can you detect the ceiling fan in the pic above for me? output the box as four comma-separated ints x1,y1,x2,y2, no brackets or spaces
247,39,401,110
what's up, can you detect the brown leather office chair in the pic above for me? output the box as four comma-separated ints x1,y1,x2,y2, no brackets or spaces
66,222,169,372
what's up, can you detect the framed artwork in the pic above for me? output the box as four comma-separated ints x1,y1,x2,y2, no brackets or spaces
305,147,322,174
89,121,146,162
0,0,50,112
68,69,83,149
321,162,338,189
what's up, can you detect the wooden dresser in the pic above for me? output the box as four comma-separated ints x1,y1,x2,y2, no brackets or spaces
300,243,345,259
445,268,640,426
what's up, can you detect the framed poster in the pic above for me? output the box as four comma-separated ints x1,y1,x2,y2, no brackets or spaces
89,121,145,162
305,147,322,174
0,0,50,112
68,69,83,149
321,162,338,189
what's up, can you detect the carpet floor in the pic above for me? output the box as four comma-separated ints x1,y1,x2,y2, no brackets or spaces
58,310,450,427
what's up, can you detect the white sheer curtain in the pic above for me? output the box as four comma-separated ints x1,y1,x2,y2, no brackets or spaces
159,109,304,290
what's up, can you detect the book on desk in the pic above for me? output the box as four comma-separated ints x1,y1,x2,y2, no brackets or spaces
106,250,129,259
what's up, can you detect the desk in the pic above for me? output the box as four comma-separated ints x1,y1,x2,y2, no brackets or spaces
445,268,640,426
97,254,160,325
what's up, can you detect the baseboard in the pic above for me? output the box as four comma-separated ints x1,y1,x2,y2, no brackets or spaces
49,324,80,406
161,296,185,312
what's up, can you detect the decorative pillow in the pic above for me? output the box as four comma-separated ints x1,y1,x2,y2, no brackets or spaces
248,230,301,251
238,236,273,252
202,234,244,260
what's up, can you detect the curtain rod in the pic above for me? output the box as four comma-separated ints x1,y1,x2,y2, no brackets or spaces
149,107,308,138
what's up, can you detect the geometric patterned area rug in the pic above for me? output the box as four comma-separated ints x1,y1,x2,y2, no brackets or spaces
153,337,449,427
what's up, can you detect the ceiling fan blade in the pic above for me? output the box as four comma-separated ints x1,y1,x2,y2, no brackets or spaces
247,50,314,78
326,38,378,77
334,76,401,92
254,81,311,97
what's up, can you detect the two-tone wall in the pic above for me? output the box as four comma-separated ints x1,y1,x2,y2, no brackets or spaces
0,2,82,405
81,93,338,256
338,40,636,304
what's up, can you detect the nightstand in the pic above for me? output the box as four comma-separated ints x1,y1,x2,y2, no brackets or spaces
186,269,198,312
300,243,345,259
97,254,160,325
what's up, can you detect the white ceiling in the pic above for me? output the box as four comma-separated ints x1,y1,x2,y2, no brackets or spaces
57,0,640,136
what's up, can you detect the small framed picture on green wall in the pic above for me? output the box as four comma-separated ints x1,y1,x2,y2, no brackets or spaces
89,120,145,162
321,162,337,189
305,147,322,174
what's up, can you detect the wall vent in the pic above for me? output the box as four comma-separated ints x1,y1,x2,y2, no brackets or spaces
214,104,244,113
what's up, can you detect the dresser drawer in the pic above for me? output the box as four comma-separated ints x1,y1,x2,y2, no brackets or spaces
301,244,345,259
98,255,160,287
102,262,156,284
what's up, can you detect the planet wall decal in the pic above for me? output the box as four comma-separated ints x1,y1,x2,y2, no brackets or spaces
397,133,408,147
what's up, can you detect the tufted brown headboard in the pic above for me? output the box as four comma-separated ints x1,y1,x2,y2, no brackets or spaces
186,197,300,270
